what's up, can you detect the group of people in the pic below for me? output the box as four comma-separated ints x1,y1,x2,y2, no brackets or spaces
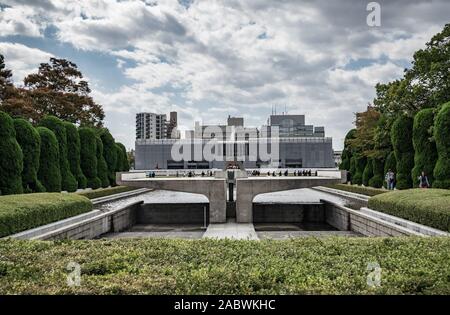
384,169,430,190
175,171,214,177
249,169,317,177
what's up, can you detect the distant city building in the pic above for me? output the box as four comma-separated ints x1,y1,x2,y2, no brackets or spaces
136,112,168,140
167,111,180,139
135,112,335,170
333,150,342,167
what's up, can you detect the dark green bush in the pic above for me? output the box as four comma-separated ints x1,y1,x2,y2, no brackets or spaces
65,122,87,189
39,116,77,192
349,155,356,178
114,143,123,174
352,155,366,185
36,127,61,192
14,118,45,193
0,193,92,237
0,111,23,195
2,237,449,294
96,136,109,188
79,128,101,190
433,102,450,189
362,158,373,186
339,129,356,171
412,108,437,187
369,189,450,232
116,142,129,171
391,116,414,189
99,129,117,186
369,158,384,188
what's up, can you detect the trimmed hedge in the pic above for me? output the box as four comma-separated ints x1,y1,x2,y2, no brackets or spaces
369,158,384,188
14,118,44,193
99,129,117,186
65,122,87,189
0,111,23,195
77,186,137,200
79,128,101,190
0,193,92,237
433,102,450,189
96,136,109,188
339,129,356,171
391,116,414,189
412,108,437,187
349,155,356,178
116,142,130,171
36,127,61,192
114,143,123,174
40,116,77,192
368,189,450,232
326,183,386,197
362,158,373,186
352,155,366,185
1,237,449,294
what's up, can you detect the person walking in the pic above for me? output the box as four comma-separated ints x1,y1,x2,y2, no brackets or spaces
385,169,395,190
418,171,430,188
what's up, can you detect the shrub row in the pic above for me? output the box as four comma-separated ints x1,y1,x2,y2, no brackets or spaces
326,183,387,197
77,186,138,200
368,189,450,232
342,102,450,189
0,237,449,294
0,111,130,195
0,193,92,237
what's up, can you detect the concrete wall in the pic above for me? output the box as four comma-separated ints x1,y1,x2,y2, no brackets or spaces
253,203,324,223
25,201,143,240
138,203,209,225
322,200,423,237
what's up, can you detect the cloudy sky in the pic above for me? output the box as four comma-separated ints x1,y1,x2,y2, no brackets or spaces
0,0,449,150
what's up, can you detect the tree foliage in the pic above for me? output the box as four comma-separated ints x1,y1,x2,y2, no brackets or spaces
79,128,101,190
39,116,77,192
14,118,44,193
433,102,450,189
116,143,130,171
0,111,23,195
369,158,384,188
412,108,438,187
96,136,110,188
36,127,61,192
362,158,373,186
99,129,117,186
391,116,414,189
65,122,87,189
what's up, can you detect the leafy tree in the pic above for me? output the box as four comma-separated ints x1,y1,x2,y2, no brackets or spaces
352,155,366,185
23,58,104,126
99,129,117,186
433,102,450,189
391,116,414,189
412,109,437,187
37,127,61,192
116,142,130,171
0,54,13,102
369,158,384,188
349,155,357,180
96,136,109,188
64,122,87,189
14,118,45,193
39,116,77,192
362,158,373,186
340,129,356,170
79,128,101,189
0,111,23,195
348,106,380,157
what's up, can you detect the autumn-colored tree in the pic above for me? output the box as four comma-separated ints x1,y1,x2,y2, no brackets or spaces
22,58,104,126
348,105,381,157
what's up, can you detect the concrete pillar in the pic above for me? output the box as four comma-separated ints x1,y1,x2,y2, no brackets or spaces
207,180,227,223
236,181,254,223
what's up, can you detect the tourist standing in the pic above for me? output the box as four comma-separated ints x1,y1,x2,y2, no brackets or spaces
418,171,430,188
385,169,394,190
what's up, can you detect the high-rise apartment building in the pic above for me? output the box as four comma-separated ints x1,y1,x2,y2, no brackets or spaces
136,112,168,140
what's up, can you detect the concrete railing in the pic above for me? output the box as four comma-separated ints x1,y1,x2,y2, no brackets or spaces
322,200,424,237
10,201,144,240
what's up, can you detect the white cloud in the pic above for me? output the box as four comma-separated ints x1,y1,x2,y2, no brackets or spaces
0,42,53,83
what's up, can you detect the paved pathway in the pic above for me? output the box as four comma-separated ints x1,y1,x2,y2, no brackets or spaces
203,220,259,240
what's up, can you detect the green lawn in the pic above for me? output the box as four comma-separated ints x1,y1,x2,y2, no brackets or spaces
0,237,449,294
368,189,450,232
0,193,92,237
